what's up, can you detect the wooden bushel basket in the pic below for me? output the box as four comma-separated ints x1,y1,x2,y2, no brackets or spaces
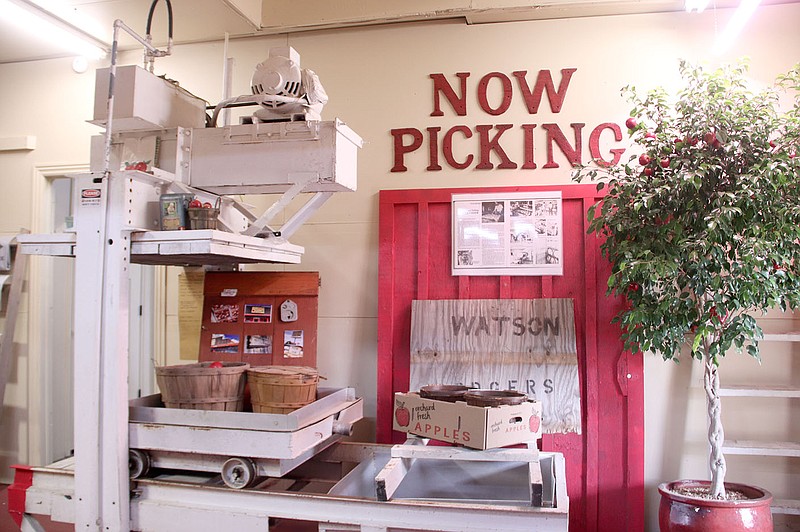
248,366,319,414
155,361,249,411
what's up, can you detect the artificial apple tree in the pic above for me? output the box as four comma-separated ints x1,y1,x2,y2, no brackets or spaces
574,60,800,498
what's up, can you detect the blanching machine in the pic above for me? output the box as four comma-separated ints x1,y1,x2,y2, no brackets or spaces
10,7,569,531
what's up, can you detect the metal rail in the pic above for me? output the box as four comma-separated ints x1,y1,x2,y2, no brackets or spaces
10,444,569,532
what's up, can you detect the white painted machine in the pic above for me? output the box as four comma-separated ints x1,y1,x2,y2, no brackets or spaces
12,13,568,532
23,46,362,261
90,44,359,237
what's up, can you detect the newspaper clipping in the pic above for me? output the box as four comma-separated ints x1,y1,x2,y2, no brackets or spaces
452,191,563,276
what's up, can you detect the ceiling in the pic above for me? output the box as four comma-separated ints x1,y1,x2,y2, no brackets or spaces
1,0,797,64
0,0,260,63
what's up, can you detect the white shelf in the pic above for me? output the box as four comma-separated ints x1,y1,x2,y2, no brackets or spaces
772,498,800,515
131,229,303,265
761,333,800,342
722,328,800,517
719,385,800,398
17,229,304,266
722,440,800,457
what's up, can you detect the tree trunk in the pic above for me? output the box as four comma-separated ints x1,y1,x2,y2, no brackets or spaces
704,353,727,498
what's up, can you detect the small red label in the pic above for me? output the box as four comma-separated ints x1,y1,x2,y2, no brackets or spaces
81,189,101,198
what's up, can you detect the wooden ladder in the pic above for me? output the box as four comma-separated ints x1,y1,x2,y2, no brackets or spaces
0,231,30,416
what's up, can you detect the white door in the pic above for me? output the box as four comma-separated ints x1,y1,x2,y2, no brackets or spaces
41,176,74,463
129,264,157,399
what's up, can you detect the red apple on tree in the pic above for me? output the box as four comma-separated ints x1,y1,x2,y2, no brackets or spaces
643,167,654,177
660,158,671,168
625,117,638,130
638,154,652,166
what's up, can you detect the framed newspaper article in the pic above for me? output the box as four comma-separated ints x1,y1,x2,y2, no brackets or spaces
451,191,563,276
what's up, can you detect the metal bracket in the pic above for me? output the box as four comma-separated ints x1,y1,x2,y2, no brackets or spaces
223,120,321,145
241,173,317,237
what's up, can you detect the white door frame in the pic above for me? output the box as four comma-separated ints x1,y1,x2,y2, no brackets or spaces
28,163,86,466
27,163,167,466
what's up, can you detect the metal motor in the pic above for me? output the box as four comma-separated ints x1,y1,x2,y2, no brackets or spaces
250,46,328,122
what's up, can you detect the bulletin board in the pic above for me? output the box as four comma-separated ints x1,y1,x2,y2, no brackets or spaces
198,271,319,368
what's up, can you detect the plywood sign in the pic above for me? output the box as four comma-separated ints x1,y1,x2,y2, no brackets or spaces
410,298,580,434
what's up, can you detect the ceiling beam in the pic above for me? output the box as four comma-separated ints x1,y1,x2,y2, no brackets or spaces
256,0,789,34
221,0,262,30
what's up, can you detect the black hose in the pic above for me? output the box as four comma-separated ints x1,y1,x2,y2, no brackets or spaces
146,0,173,39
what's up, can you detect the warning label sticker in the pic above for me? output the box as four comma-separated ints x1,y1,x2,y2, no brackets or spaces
80,188,101,206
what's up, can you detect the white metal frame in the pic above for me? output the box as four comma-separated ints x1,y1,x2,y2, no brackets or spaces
15,444,570,532
374,439,545,506
15,132,361,530
71,172,134,529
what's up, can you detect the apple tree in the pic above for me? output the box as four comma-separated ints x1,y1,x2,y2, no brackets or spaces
573,60,800,498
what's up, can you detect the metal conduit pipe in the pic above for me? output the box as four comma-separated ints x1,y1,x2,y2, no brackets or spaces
101,15,172,180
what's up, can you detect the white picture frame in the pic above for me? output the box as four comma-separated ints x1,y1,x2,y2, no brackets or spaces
451,191,563,276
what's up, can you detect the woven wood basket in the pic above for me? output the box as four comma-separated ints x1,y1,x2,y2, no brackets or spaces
247,366,319,414
156,361,249,411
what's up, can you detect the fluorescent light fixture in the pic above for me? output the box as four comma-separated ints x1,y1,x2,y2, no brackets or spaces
713,0,762,55
0,0,109,60
32,0,109,42
685,0,711,12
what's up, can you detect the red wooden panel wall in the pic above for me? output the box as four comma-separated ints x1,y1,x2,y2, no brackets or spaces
377,184,644,532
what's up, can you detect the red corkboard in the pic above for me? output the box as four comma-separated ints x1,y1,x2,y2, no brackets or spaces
198,272,319,368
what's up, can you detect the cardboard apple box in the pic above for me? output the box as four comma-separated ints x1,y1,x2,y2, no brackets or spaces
392,392,542,450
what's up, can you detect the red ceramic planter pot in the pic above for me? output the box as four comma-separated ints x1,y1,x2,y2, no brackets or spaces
658,480,773,532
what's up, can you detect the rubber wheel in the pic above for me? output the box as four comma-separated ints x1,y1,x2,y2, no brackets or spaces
129,449,151,479
221,457,257,489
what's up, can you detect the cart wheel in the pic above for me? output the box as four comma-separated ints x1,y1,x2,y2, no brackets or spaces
221,457,257,489
129,450,151,479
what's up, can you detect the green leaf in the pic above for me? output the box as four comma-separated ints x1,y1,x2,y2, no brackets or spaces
692,332,704,353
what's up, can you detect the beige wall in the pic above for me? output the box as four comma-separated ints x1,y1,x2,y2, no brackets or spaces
1,4,799,530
